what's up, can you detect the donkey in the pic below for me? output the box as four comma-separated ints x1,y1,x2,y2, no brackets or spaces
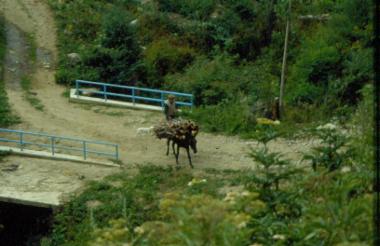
154,120,199,168
171,132,198,168
165,121,199,156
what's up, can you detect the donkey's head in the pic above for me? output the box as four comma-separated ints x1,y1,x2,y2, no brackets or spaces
189,135,197,154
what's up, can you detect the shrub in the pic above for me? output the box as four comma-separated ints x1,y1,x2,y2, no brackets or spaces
182,99,256,135
144,38,195,77
166,54,277,106
290,171,372,245
177,20,219,52
80,9,143,84
157,0,216,20
137,10,180,43
48,0,103,43
350,84,373,167
303,123,352,172
223,0,277,60
287,35,342,105
138,193,251,245
247,128,302,198
89,192,253,245
340,48,373,104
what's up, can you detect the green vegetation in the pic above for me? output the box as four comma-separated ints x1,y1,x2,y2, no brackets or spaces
48,0,373,136
20,76,44,111
26,33,37,64
0,17,20,126
45,1,374,245
21,28,43,111
47,127,372,245
0,150,11,162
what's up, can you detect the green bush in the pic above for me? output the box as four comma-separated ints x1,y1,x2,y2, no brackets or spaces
285,0,373,108
71,9,144,85
287,35,342,105
144,38,195,77
290,171,372,245
166,54,277,106
224,0,277,60
157,0,216,20
350,84,373,167
340,48,373,104
248,131,300,192
132,193,251,245
137,11,180,43
304,124,352,172
182,99,256,135
48,0,103,44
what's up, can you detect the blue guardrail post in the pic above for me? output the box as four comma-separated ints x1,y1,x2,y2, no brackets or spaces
132,88,135,105
51,137,55,155
83,141,87,160
19,132,23,151
76,80,79,97
103,85,107,102
115,145,119,160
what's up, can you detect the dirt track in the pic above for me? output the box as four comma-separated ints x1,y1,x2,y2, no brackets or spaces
0,0,314,202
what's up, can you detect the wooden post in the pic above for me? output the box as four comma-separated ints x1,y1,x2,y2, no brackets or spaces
279,0,291,119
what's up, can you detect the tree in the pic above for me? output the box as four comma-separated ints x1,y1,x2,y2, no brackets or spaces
83,9,142,84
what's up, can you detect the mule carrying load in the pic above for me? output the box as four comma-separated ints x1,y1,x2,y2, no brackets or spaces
153,119,199,168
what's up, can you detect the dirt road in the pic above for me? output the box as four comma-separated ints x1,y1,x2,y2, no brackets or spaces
0,0,314,203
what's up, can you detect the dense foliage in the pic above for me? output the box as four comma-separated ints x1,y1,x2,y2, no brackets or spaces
48,0,373,135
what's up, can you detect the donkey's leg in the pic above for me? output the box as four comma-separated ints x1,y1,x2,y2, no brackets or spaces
175,145,180,165
172,141,176,155
186,147,194,169
166,139,170,155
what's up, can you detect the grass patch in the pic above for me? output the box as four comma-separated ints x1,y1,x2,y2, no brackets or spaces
61,88,70,98
92,108,126,117
19,26,43,111
21,76,44,111
26,33,37,64
0,17,20,126
0,150,11,162
109,158,124,166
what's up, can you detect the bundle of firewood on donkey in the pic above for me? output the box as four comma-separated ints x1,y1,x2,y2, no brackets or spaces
153,119,199,168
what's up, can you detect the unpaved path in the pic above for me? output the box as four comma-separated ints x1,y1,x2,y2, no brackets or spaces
0,0,313,203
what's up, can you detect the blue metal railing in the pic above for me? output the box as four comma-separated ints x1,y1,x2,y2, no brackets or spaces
0,128,119,161
75,80,193,109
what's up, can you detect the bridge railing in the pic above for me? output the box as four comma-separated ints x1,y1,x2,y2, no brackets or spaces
75,80,193,109
0,128,119,161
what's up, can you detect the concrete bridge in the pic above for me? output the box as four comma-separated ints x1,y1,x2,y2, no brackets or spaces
0,154,119,208
0,128,120,208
